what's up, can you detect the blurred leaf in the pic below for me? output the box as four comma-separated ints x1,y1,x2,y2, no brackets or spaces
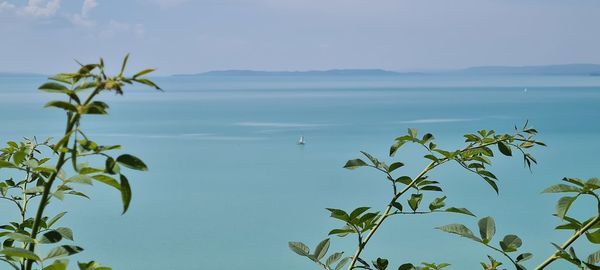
45,101,77,112
45,245,83,260
499,235,522,252
437,224,481,242
120,175,132,214
313,238,330,260
288,241,310,257
478,217,496,244
116,154,148,171
445,207,476,217
343,159,368,170
497,141,512,156
0,247,41,261
556,196,577,220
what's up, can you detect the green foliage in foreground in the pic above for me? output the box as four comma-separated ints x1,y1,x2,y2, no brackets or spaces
0,55,159,270
290,124,600,269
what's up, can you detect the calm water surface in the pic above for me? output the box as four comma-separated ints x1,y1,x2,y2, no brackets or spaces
1,75,599,269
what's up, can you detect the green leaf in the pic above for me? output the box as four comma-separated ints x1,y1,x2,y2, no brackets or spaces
39,82,70,93
105,157,120,174
350,207,370,220
133,69,155,79
373,258,389,270
392,202,403,212
429,196,446,211
44,245,83,260
67,175,93,185
343,159,368,170
47,212,67,228
0,160,17,168
335,257,350,270
497,141,512,156
589,250,600,265
586,229,600,244
478,217,496,244
408,193,423,211
408,128,417,139
6,232,37,243
516,253,533,262
326,252,343,267
556,196,577,219
436,224,481,242
119,54,129,76
313,238,330,260
92,175,121,190
483,177,499,194
116,154,148,171
288,241,310,257
388,162,404,172
445,207,476,217
56,227,74,241
13,150,26,165
326,208,351,222
74,81,98,92
120,175,132,214
542,184,581,193
0,247,41,262
389,140,406,157
398,264,415,270
499,235,522,252
133,78,161,90
45,101,78,112
43,260,68,270
328,228,354,236
39,230,63,244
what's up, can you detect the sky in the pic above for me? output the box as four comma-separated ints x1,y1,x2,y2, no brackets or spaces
1,0,600,75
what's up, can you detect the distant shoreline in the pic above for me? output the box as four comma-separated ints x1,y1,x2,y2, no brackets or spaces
3,64,600,78
173,64,600,77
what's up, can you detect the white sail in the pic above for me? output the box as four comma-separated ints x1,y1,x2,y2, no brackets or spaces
298,136,305,145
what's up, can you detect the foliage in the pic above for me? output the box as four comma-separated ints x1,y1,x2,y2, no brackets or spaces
289,123,600,269
0,55,160,270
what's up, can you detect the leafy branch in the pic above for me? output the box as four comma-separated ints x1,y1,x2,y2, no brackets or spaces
0,55,160,270
290,123,546,270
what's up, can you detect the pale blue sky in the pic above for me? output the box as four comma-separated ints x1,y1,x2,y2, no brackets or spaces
1,0,600,75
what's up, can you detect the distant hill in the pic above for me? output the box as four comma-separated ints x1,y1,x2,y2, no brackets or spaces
457,64,600,76
175,69,420,77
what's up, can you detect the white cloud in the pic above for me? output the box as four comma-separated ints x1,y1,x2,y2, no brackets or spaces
0,1,16,12
81,0,97,17
68,0,98,27
18,0,60,17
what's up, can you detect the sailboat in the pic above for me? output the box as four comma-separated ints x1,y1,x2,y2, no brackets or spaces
298,136,305,145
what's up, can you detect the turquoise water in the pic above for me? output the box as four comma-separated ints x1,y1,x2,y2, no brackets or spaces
1,75,600,269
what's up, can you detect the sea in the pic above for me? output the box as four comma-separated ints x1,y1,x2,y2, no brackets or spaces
1,74,599,270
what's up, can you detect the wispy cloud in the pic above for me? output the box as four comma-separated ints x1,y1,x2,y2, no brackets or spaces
0,1,16,12
18,0,60,18
68,0,97,27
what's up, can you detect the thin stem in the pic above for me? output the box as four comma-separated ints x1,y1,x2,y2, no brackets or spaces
534,193,600,270
534,215,600,270
484,243,518,266
25,88,101,270
346,137,522,270
347,161,436,270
